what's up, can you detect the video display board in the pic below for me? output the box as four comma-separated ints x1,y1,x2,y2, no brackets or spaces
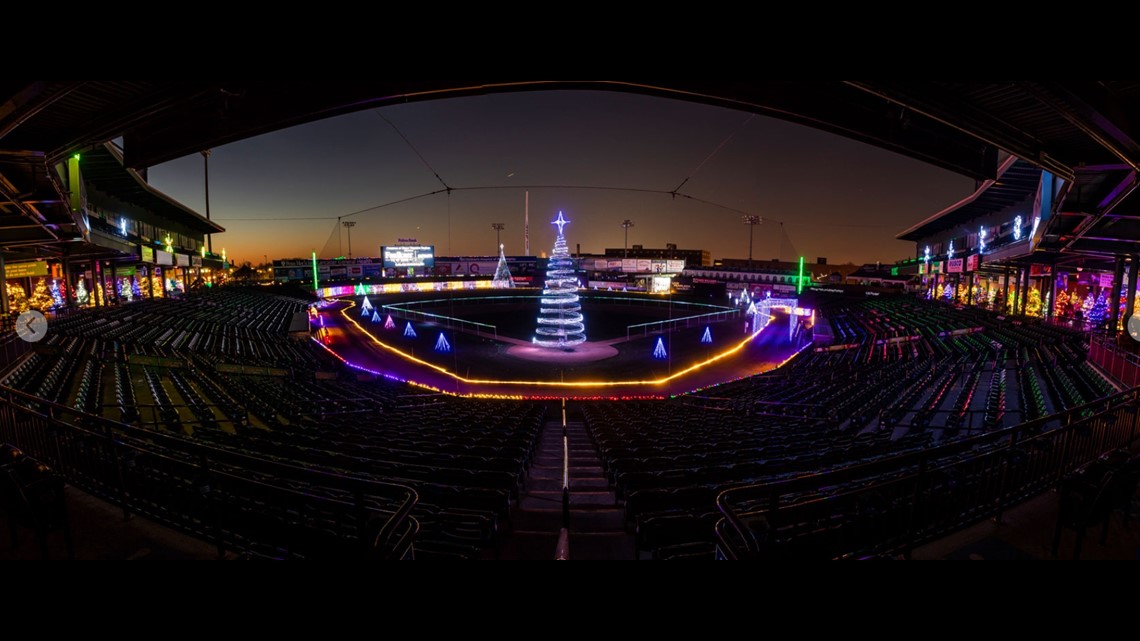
382,245,435,269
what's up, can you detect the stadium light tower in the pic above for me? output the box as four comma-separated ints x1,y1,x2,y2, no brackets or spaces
492,223,505,252
621,219,635,258
342,221,357,259
742,215,763,269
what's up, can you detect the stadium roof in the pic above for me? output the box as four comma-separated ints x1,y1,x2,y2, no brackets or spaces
82,143,224,235
5,80,1140,265
897,157,1043,241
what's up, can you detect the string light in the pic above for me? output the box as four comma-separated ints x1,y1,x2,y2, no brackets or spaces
534,212,586,348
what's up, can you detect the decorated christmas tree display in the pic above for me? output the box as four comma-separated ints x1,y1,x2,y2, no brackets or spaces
5,282,29,313
492,244,514,289
50,279,64,309
943,283,954,300
120,277,133,302
534,212,586,348
1006,290,1018,315
1054,289,1069,318
1082,293,1095,318
28,278,55,312
151,272,163,298
1086,293,1109,325
1026,289,1042,317
75,279,89,306
132,278,142,300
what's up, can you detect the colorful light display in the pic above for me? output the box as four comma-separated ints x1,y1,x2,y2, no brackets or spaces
404,321,417,338
653,337,667,359
701,326,712,344
534,212,586,348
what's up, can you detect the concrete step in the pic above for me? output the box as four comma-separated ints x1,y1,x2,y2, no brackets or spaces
509,509,563,532
496,532,560,561
569,508,626,532
567,532,637,561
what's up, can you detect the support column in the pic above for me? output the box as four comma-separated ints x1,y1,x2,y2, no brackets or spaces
110,264,118,306
1026,266,1035,314
62,254,73,310
966,273,974,305
1110,257,1125,331
1047,265,1057,321
0,250,8,320
1002,269,1011,313
1126,256,1139,324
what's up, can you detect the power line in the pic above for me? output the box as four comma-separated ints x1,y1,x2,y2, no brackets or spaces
672,114,755,194
374,110,451,191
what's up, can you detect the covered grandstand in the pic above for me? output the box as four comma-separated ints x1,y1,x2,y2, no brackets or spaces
3,81,1140,560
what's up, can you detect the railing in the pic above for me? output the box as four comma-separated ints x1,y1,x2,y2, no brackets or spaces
1088,331,1140,389
715,385,1140,560
554,398,571,561
626,309,740,340
381,298,500,339
0,384,418,560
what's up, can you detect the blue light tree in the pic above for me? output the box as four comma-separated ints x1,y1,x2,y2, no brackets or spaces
435,333,452,353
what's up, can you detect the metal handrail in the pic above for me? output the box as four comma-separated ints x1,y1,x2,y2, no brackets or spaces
716,384,1140,559
0,383,418,559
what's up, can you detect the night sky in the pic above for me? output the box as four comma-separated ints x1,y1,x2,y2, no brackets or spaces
146,90,974,267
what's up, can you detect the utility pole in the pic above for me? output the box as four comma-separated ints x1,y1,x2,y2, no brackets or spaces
202,149,212,253
742,215,762,269
492,223,505,253
342,221,357,259
621,219,635,259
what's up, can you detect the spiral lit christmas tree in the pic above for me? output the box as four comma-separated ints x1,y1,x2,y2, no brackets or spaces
534,212,586,348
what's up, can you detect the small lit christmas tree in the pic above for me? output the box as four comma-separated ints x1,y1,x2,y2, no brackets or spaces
151,273,163,298
1054,289,1069,318
28,278,55,312
404,322,417,338
701,326,712,344
492,244,514,289
1026,289,1042,317
50,279,64,309
6,282,29,313
1087,293,1109,325
132,277,142,299
943,283,954,300
435,333,451,353
384,314,395,330
119,277,133,302
75,279,89,306
653,337,667,359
